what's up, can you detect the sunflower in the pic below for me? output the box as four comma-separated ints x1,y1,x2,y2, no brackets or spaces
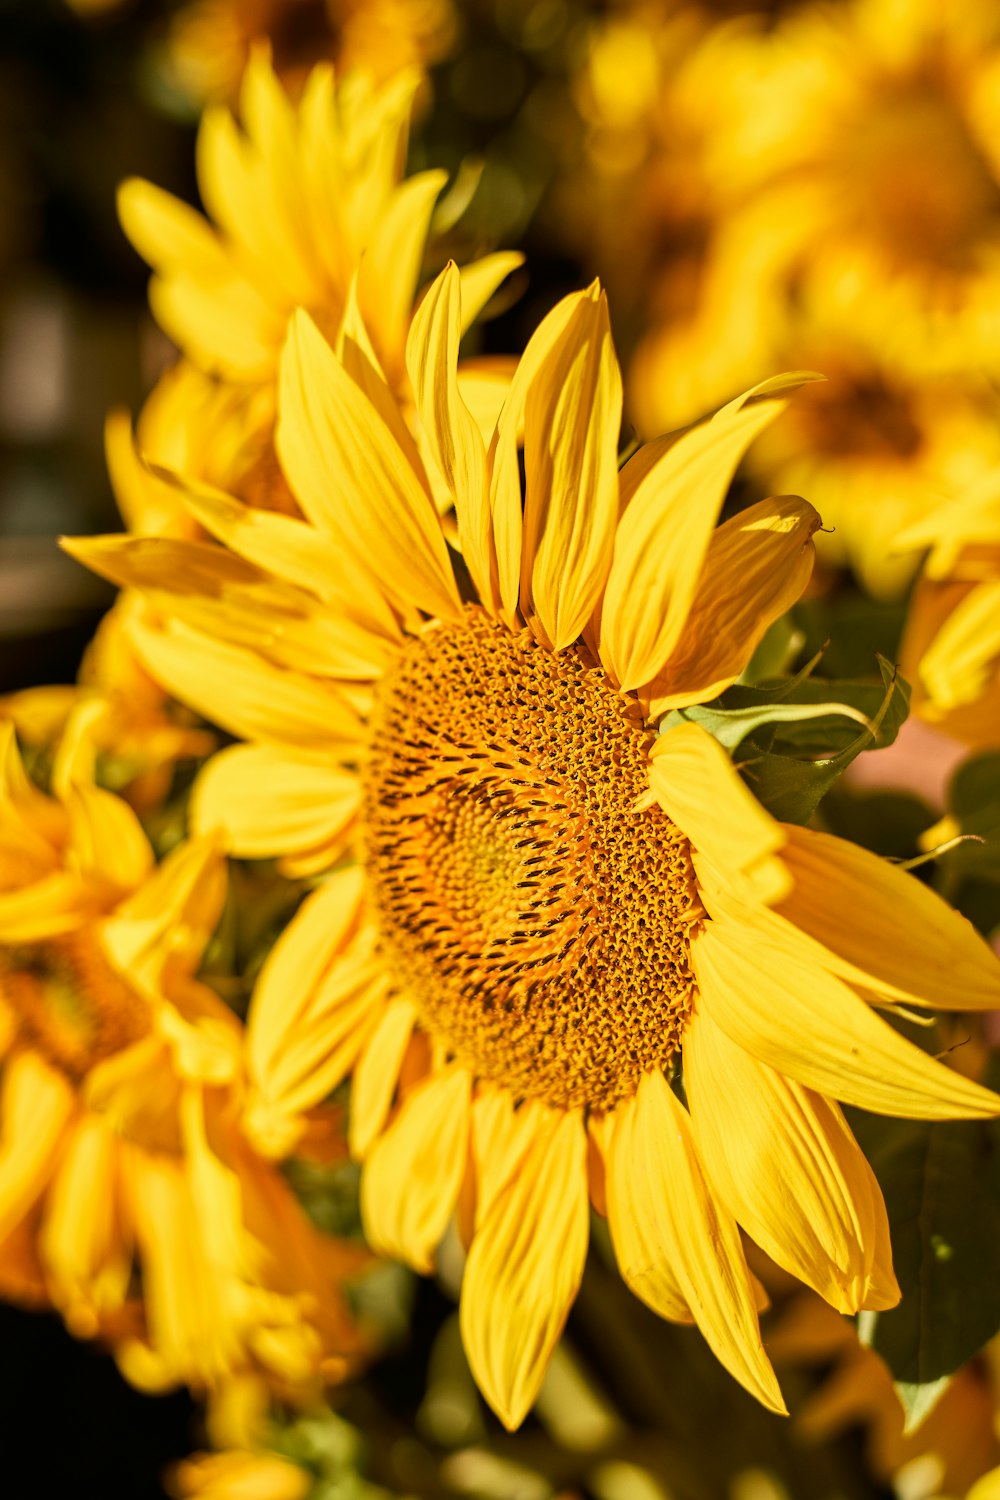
66,272,1000,1426
118,50,520,401
708,0,1000,381
0,718,360,1394
898,475,1000,750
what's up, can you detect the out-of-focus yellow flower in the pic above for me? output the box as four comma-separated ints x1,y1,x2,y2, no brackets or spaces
898,476,1000,749
66,270,1000,1430
742,339,1000,599
162,0,454,109
0,720,362,1393
564,0,1000,594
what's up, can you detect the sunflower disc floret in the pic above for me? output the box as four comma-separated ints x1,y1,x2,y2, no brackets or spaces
365,607,701,1111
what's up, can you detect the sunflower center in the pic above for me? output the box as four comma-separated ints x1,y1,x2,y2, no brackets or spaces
0,934,151,1082
363,607,701,1111
840,78,1000,269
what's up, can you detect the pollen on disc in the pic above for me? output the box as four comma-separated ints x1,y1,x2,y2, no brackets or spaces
363,605,702,1111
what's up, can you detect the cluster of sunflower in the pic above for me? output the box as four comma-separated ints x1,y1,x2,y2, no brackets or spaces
5,0,1000,1494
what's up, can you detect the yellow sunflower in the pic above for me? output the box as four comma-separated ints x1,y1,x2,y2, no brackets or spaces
0,718,361,1395
66,271,1000,1427
709,0,1000,381
898,475,1000,750
118,50,520,401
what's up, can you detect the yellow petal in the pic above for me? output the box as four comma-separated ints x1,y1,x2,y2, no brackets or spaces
0,1051,73,1243
692,910,1000,1120
775,823,1000,1012
40,1114,131,1330
359,169,447,377
117,177,229,278
192,744,359,866
600,376,816,690
65,782,153,896
148,272,280,382
277,310,460,622
361,1065,472,1272
487,291,586,620
157,469,404,646
126,610,361,752
685,1006,899,1314
0,871,95,943
607,1070,785,1411
349,998,417,1160
647,495,820,711
406,262,496,610
247,868,365,1085
63,531,391,684
648,722,790,905
918,579,1000,711
458,252,524,332
100,836,226,981
460,1106,589,1429
521,284,623,648
471,1092,549,1231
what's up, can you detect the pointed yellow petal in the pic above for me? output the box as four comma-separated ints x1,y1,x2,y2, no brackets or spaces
487,291,587,620
40,1115,130,1329
0,1052,73,1243
460,1107,589,1429
600,377,815,690
192,744,359,867
125,610,361,752
606,1069,785,1411
247,868,364,1083
100,837,226,981
349,998,417,1160
148,272,280,382
458,252,524,332
776,824,1000,1012
470,1092,548,1231
918,579,1000,712
692,911,1000,1120
158,469,404,645
0,871,94,942
521,285,623,648
406,262,496,610
359,169,447,377
685,1006,899,1315
117,178,228,277
649,722,790,905
277,311,460,621
65,782,154,895
648,495,820,710
63,532,391,684
361,1065,472,1272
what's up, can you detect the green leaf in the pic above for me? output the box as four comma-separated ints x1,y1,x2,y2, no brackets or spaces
663,698,871,752
851,1106,1000,1408
892,1374,952,1434
937,752,1000,887
734,656,911,823
738,613,806,683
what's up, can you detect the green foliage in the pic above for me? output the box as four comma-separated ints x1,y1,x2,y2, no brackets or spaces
852,1084,1000,1426
664,655,911,823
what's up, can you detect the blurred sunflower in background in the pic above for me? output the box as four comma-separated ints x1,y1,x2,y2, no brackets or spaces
557,0,1000,597
0,712,365,1398
66,270,1000,1430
